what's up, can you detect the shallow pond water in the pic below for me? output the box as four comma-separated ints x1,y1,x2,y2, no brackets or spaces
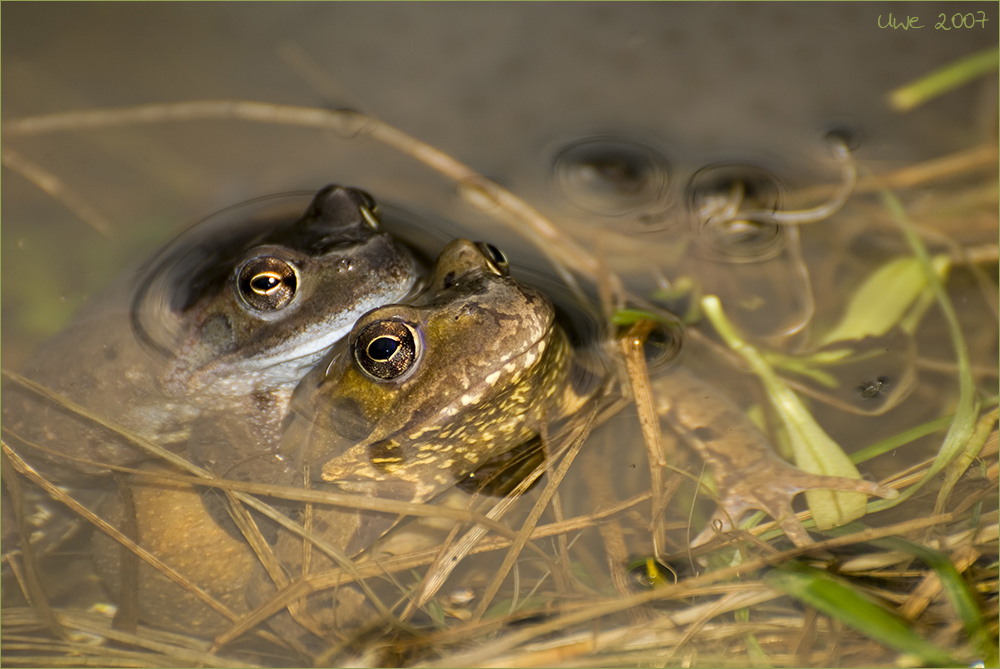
2,4,998,667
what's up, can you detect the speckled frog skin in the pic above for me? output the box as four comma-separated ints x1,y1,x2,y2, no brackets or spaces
291,237,581,509
93,238,587,638
3,185,419,484
90,239,896,642
244,238,587,638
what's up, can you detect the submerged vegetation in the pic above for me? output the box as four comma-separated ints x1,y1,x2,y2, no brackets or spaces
2,54,998,668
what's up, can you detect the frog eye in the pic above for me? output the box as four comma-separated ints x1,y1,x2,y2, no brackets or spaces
354,320,420,381
350,188,381,230
474,241,509,276
237,256,299,311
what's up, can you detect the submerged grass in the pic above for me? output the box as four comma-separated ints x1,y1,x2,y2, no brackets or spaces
3,88,998,667
866,187,983,509
764,561,957,667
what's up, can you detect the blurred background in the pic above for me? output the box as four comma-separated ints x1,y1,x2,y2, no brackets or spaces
2,5,997,665
3,2,996,363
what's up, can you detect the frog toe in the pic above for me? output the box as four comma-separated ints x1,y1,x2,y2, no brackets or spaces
697,466,897,548
693,486,814,548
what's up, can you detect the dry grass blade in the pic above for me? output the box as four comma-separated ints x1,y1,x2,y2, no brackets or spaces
2,608,265,668
788,143,999,204
470,403,602,622
619,319,672,552
419,513,966,667
2,101,625,301
1,147,114,236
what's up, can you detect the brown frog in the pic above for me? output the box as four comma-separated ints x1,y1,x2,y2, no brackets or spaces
92,238,587,639
3,185,419,485
246,237,590,641
92,239,896,644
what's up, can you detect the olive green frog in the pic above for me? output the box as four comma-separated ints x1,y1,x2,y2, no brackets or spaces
91,238,897,642
245,237,588,639
94,238,587,637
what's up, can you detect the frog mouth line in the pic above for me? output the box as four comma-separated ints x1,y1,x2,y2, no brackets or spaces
163,295,419,397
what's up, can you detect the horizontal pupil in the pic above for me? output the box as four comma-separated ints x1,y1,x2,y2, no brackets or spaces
368,336,400,361
251,275,281,292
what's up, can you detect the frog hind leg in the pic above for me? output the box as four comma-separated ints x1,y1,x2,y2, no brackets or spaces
693,456,898,548
654,367,897,548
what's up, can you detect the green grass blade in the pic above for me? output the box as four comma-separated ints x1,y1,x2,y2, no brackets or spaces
867,188,981,511
850,414,954,464
889,46,999,112
765,561,957,666
702,295,871,529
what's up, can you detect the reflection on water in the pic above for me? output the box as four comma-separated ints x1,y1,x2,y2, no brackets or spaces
2,3,998,667
553,137,672,217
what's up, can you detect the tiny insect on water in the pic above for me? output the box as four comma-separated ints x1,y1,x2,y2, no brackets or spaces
858,376,890,399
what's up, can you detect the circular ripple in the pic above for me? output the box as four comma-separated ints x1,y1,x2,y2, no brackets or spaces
686,163,786,263
553,138,671,216
616,306,685,373
131,192,315,358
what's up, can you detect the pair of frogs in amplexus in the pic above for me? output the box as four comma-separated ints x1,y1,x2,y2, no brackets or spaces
4,183,896,641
